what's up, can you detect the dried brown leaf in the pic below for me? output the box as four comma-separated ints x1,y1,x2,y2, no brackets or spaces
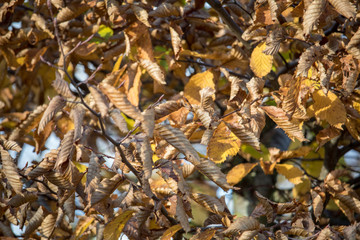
142,107,155,138
70,105,85,142
149,3,182,17
7,192,37,207
41,213,56,239
56,2,90,23
110,109,128,133
38,96,66,134
52,71,74,98
223,216,259,235
155,100,183,120
91,174,124,206
303,0,326,36
89,85,109,117
176,195,191,232
0,139,22,152
191,193,226,214
261,106,307,142
169,25,182,59
328,0,356,19
224,121,260,150
24,206,49,237
140,59,166,85
99,82,142,120
131,5,150,27
196,158,232,191
296,46,326,77
55,130,75,171
141,137,153,180
1,149,22,193
155,124,200,165
27,149,58,178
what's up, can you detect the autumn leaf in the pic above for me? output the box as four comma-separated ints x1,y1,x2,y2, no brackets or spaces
207,121,240,163
250,42,273,78
184,70,215,105
312,90,347,129
275,163,304,185
104,210,135,240
227,163,258,185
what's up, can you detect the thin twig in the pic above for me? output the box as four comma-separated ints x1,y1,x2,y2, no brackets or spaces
177,58,250,79
206,0,250,49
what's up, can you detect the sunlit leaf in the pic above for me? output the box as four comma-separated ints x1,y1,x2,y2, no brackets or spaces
250,42,273,77
227,163,258,185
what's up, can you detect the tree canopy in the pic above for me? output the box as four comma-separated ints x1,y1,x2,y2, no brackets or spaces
0,0,360,239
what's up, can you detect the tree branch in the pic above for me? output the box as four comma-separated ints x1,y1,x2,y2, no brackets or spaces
206,0,250,49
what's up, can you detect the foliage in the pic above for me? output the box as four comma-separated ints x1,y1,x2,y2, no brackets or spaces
1,0,360,239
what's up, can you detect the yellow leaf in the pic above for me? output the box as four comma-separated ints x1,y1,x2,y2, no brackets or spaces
207,121,240,163
293,176,311,199
73,162,87,173
104,210,135,240
227,163,258,185
75,217,94,238
275,163,303,184
313,90,346,129
112,54,124,73
184,70,215,105
250,42,274,77
160,224,182,240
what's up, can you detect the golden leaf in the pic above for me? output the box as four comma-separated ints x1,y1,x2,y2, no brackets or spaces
207,121,240,163
250,42,273,77
160,224,182,240
75,217,95,237
275,163,304,184
184,70,215,105
227,163,258,185
103,210,135,240
169,25,182,59
312,90,346,129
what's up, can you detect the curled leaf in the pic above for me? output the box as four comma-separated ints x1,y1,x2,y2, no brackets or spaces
52,71,74,98
302,0,326,36
156,124,200,165
38,96,66,134
91,174,124,206
224,216,259,235
140,59,166,85
89,85,109,117
1,149,22,193
99,82,142,120
155,100,183,120
191,193,227,214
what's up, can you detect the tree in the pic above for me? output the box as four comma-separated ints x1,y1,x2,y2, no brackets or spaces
0,0,360,239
